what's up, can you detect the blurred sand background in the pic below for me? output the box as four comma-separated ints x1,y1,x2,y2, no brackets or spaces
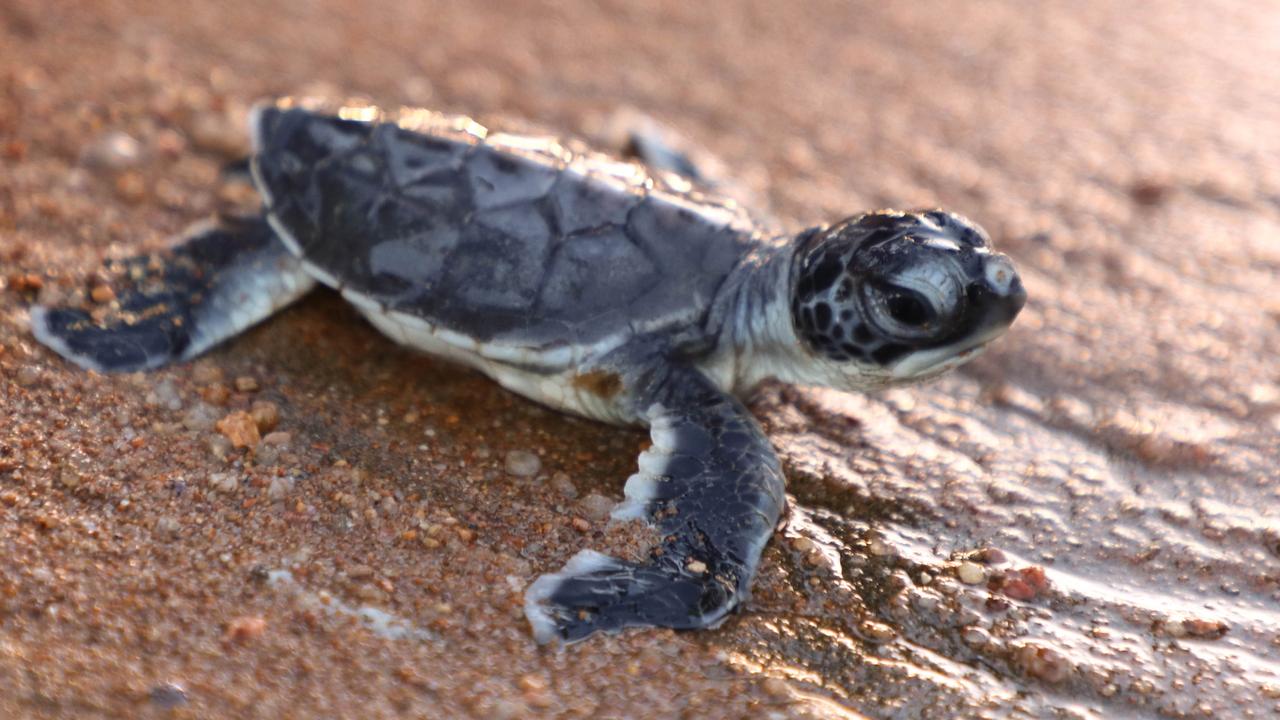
2,1,1280,717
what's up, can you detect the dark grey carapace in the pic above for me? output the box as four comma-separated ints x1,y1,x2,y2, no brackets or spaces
30,99,1026,644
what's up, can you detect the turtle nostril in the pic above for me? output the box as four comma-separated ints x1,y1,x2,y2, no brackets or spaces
983,254,1019,295
969,254,1026,326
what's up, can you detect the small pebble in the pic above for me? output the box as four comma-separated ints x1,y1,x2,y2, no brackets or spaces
911,590,940,611
956,561,986,585
1002,579,1036,601
517,674,547,692
114,171,148,203
978,547,1007,564
155,516,181,537
262,431,292,446
961,626,990,647
208,472,238,494
267,476,293,501
1179,617,1228,640
504,450,541,477
223,615,267,644
216,410,261,448
250,401,279,433
58,462,83,489
81,131,143,171
379,495,397,515
761,677,791,699
1019,566,1050,592
1013,643,1071,683
145,380,183,411
191,363,224,385
256,444,282,467
985,596,1011,612
686,559,707,574
182,403,219,432
858,620,897,643
208,434,234,461
90,284,116,304
235,376,259,392
790,536,816,554
550,471,577,499
1002,566,1051,601
16,364,41,386
201,383,231,406
578,493,614,521
14,273,45,296
148,682,188,709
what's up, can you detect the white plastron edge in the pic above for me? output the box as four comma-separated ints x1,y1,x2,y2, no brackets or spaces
610,403,677,521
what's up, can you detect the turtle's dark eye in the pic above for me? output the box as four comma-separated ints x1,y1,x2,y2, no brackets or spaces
885,290,931,327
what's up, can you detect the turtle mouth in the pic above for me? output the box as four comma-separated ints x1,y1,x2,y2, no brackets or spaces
889,325,1003,379
888,263,1026,380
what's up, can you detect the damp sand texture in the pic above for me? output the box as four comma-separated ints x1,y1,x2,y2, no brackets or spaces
2,1,1280,718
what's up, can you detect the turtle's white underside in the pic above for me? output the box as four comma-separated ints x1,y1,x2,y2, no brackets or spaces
352,301,633,423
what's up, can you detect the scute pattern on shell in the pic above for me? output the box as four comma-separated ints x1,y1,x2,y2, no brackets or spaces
251,100,763,353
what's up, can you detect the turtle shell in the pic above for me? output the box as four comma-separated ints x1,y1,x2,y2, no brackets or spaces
250,99,765,363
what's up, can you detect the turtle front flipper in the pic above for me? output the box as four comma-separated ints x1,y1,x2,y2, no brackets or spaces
599,109,766,217
30,215,314,373
524,369,787,643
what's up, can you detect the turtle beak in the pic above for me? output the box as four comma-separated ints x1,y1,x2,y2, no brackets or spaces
886,248,1026,381
975,252,1027,330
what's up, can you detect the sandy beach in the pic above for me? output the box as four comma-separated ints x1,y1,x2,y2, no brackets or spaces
2,1,1279,717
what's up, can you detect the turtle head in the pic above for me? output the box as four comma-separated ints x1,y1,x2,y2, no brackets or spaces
789,210,1025,389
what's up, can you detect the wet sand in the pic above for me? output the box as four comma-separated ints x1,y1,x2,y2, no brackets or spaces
2,1,1279,717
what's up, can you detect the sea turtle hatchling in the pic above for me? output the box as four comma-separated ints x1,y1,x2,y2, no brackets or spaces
30,98,1027,644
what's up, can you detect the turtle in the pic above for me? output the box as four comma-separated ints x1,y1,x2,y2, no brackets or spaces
29,98,1027,644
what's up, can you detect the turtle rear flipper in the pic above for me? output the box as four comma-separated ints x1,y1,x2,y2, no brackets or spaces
524,368,787,643
31,216,314,373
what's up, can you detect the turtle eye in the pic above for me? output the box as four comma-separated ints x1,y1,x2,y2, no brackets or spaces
862,281,942,341
885,290,932,327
